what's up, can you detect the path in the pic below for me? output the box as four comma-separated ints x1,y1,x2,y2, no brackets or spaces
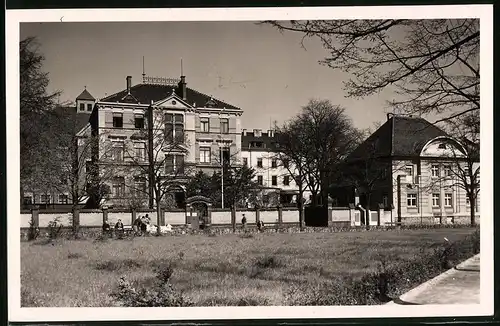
387,254,480,305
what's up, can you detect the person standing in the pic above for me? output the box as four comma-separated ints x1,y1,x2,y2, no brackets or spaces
241,213,247,231
133,216,142,236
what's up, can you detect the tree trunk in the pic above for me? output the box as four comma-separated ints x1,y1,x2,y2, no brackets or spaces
155,190,162,235
469,194,476,226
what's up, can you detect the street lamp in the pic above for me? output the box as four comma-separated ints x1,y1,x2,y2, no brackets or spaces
218,110,225,209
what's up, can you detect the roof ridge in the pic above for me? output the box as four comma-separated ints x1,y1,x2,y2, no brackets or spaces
187,87,240,110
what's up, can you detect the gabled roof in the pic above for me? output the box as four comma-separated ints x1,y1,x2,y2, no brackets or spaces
100,83,241,111
348,115,449,160
76,89,95,101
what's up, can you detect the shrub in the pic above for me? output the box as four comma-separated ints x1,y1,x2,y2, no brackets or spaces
95,259,142,272
254,255,283,269
67,252,83,259
239,233,254,239
112,263,193,307
27,216,39,241
47,216,63,239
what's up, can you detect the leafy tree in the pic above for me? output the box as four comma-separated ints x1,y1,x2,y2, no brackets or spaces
276,99,363,208
263,19,479,129
20,37,61,205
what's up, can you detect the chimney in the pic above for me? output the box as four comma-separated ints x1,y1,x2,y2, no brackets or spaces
242,129,247,136
178,76,187,100
254,129,262,137
126,76,132,94
387,113,394,121
268,129,274,137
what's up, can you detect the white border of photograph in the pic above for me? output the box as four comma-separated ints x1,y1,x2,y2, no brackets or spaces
6,5,494,322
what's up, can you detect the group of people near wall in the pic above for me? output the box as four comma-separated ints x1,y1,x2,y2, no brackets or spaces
101,214,152,238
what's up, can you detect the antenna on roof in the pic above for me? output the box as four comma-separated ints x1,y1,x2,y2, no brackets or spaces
142,56,146,82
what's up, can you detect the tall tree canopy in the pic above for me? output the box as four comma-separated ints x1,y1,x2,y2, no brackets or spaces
20,37,61,198
276,99,363,207
264,19,479,127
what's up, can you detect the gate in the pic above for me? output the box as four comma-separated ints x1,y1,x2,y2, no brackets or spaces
304,205,329,227
185,195,213,230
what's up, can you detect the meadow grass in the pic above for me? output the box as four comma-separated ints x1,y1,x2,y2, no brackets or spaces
21,228,477,307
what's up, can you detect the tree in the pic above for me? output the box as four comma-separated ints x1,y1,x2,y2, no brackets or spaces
274,121,309,229
278,99,362,208
263,20,479,129
434,112,480,226
122,107,192,234
20,37,61,205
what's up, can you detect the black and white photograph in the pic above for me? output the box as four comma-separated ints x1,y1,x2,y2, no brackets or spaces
6,5,494,322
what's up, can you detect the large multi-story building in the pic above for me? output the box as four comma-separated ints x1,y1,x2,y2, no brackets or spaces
330,114,480,223
240,129,311,207
88,75,243,208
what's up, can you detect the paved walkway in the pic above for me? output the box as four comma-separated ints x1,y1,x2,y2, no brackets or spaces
387,254,480,305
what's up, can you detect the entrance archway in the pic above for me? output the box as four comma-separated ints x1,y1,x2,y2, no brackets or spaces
185,195,213,229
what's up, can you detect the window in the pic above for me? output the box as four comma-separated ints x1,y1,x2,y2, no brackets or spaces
200,147,211,163
438,143,447,149
383,196,388,207
87,103,93,112
165,154,185,174
283,175,290,186
405,165,413,176
407,194,417,207
282,158,289,169
272,175,277,186
431,165,440,177
220,118,229,134
40,194,51,204
79,103,85,111
23,196,32,205
444,165,452,177
165,113,184,143
257,158,263,168
112,178,125,197
271,159,277,168
464,167,470,178
445,193,453,207
432,193,440,207
134,114,145,129
134,142,146,161
200,118,210,132
59,194,69,204
134,178,147,196
242,158,248,166
112,141,124,162
466,196,471,206
113,113,123,128
257,175,263,185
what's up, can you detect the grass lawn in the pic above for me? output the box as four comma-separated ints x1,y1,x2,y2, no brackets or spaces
21,228,477,307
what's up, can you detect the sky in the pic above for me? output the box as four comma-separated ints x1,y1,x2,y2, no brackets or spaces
20,21,398,131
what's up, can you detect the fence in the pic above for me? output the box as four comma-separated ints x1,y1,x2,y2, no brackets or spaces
19,206,479,230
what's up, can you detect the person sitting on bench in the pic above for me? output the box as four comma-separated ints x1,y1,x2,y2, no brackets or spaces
114,219,124,239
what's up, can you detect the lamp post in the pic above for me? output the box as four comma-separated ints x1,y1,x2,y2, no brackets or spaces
218,110,225,209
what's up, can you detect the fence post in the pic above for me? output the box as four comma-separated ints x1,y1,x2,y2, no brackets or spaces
31,206,39,228
255,206,260,225
231,206,236,233
277,204,283,230
102,207,108,225
131,209,136,226
206,203,212,225
72,208,80,235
